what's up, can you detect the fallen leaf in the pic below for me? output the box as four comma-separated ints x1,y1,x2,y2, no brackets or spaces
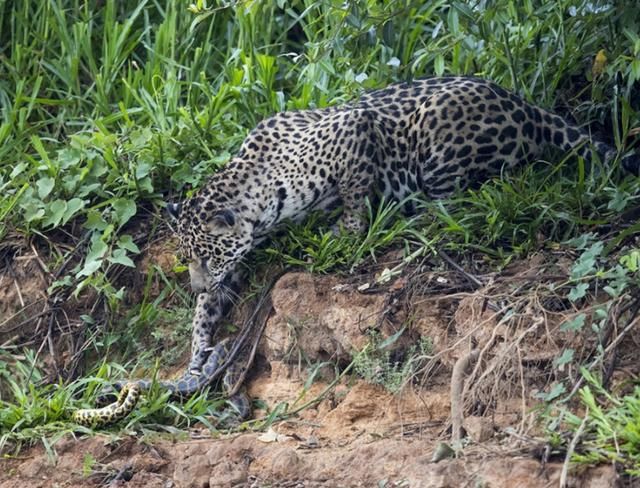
257,427,293,443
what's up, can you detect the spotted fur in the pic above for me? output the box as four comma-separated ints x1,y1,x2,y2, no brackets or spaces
168,76,639,371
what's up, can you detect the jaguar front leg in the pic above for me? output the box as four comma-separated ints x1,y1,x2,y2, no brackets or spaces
187,268,245,374
188,291,224,373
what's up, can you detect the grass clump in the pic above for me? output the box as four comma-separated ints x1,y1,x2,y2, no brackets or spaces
549,369,640,476
353,330,432,394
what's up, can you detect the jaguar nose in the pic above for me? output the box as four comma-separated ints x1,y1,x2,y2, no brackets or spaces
188,261,208,294
189,273,207,294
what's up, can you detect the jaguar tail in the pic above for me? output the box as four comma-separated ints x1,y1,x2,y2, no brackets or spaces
536,106,640,175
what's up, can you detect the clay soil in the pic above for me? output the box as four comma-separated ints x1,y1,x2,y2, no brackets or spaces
0,242,636,487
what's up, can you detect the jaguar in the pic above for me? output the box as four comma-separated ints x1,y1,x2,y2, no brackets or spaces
167,76,639,374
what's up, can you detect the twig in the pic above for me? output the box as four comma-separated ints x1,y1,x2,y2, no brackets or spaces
284,353,359,417
437,249,485,289
227,293,274,397
107,462,133,486
559,408,589,488
0,302,47,333
13,277,25,308
30,241,53,279
46,312,59,375
494,273,568,282
52,232,91,280
209,272,284,381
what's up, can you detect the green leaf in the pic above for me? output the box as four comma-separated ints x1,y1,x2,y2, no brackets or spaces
564,233,595,249
62,198,85,225
49,275,72,293
57,148,82,169
10,162,29,179
36,177,55,199
584,241,604,259
117,235,140,254
594,306,609,320
568,283,589,302
620,250,640,273
23,201,45,223
77,258,103,277
571,256,596,279
42,199,67,228
607,189,630,212
554,348,574,368
77,183,102,198
135,161,152,180
136,176,154,195
560,313,586,332
541,382,566,401
108,248,135,267
30,134,51,166
570,242,603,279
377,326,406,350
603,283,627,298
447,6,459,35
80,314,95,324
85,235,109,263
84,210,108,231
112,198,137,226
631,59,640,81
434,54,445,76
129,127,153,149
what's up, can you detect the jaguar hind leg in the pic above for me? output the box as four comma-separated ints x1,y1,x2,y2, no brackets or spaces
331,110,379,234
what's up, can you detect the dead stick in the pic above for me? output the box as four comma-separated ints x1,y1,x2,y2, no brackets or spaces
227,294,273,396
438,249,484,289
559,408,589,488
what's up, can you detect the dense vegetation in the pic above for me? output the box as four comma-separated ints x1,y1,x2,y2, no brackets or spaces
1,0,640,473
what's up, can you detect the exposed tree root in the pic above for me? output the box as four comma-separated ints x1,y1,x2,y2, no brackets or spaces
450,349,480,446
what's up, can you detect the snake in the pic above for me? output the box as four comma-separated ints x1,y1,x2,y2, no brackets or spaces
72,382,143,428
72,338,251,427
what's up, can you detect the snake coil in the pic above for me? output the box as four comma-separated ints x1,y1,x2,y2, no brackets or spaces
72,339,250,427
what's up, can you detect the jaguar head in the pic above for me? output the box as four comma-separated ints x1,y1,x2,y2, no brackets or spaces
167,200,253,294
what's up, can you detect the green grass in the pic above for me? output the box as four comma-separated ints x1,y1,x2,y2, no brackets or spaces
0,346,238,455
2,0,640,459
545,368,640,476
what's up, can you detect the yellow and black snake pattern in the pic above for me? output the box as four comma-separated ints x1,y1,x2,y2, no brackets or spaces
72,338,251,427
73,382,142,427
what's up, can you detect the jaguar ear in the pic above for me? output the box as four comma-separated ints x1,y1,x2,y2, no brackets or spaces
166,202,181,220
212,209,236,227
